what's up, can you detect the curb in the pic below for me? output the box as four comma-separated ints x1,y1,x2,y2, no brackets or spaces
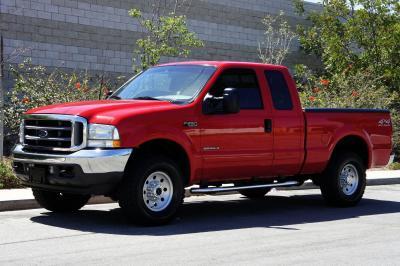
0,196,113,212
279,177,400,190
367,177,400,186
1,177,399,212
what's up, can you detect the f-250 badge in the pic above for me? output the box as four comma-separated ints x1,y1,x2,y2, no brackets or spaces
378,119,391,127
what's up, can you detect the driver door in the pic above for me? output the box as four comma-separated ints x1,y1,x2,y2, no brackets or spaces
200,68,274,182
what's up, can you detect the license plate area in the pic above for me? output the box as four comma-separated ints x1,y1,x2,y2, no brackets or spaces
29,166,47,184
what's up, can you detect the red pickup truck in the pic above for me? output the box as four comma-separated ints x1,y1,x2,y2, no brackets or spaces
12,61,392,225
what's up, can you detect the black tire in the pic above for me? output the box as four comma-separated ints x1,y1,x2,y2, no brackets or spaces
118,156,184,225
32,189,90,212
239,188,271,199
320,152,366,207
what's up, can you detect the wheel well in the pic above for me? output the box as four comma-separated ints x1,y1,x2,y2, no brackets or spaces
132,139,191,186
331,136,369,168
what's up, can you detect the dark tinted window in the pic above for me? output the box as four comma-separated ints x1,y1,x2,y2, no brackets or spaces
265,70,293,110
209,68,263,109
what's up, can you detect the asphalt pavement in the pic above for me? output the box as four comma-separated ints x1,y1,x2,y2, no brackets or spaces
1,169,399,212
0,185,399,265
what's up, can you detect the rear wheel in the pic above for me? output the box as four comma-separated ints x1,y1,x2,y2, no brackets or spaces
118,156,184,225
320,152,366,207
32,189,90,212
239,188,271,199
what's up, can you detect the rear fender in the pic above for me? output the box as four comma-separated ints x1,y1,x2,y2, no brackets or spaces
327,129,372,169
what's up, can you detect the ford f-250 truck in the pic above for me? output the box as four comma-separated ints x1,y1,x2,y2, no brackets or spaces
12,61,392,225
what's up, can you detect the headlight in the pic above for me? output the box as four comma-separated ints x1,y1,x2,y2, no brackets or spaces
88,124,121,148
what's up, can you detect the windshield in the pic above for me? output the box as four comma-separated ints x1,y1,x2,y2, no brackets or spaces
114,65,216,103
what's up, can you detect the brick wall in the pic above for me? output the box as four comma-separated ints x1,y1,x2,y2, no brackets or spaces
0,0,321,87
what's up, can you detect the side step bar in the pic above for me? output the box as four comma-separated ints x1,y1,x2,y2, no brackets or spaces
190,180,300,194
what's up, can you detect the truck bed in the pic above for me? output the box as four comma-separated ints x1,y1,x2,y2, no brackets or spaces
301,108,392,174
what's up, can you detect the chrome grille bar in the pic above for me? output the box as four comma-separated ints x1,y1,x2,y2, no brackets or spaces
25,135,71,142
25,125,71,131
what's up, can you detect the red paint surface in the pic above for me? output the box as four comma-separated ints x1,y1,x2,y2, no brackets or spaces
27,61,393,184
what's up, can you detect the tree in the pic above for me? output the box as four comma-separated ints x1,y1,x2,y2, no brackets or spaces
293,0,400,156
258,11,297,65
129,0,203,71
294,0,400,90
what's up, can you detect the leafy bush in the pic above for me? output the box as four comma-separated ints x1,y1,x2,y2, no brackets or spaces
0,159,22,189
294,0,400,90
388,162,400,170
295,65,396,109
5,60,125,139
293,0,400,159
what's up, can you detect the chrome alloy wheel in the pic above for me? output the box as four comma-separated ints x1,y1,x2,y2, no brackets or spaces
339,164,359,196
142,171,173,212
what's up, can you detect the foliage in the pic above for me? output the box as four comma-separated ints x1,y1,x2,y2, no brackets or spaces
5,60,125,138
294,0,400,90
295,64,400,156
0,158,21,189
293,0,400,156
295,65,395,108
388,162,400,170
129,2,203,71
258,11,297,65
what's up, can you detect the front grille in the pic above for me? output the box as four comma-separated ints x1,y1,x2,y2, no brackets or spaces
22,114,87,152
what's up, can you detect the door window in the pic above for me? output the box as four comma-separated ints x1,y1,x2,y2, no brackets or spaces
209,68,263,109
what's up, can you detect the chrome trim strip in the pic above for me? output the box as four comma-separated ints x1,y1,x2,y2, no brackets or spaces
25,125,71,131
12,144,132,174
25,135,71,142
22,114,88,152
190,181,300,194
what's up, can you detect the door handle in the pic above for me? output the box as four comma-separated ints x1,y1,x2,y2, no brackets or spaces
264,119,272,133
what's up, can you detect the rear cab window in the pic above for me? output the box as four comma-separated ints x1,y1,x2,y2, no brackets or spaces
264,70,293,110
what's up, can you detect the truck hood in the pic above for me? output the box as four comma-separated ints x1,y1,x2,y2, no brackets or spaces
26,100,180,123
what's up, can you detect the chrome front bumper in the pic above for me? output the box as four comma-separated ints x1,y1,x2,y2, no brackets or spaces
12,144,133,194
13,144,132,174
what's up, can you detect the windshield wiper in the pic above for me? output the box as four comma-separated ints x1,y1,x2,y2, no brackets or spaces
133,96,163,101
108,95,121,100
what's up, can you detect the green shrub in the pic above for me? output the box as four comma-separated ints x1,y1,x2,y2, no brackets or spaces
5,60,126,139
295,65,395,109
388,162,400,170
293,0,400,156
295,64,399,154
0,159,22,189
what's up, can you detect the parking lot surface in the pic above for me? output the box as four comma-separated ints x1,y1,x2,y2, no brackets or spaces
0,185,399,265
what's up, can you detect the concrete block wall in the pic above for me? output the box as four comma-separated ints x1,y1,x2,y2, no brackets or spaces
0,0,321,87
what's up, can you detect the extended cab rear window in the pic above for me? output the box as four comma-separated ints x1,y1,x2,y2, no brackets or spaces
264,70,293,110
209,68,263,109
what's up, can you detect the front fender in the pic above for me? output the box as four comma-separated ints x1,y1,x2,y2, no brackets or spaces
118,122,200,183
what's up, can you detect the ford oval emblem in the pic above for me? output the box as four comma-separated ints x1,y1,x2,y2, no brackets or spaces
38,129,49,138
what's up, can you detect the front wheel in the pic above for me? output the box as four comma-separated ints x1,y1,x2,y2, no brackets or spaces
118,156,184,225
32,189,90,212
320,152,366,207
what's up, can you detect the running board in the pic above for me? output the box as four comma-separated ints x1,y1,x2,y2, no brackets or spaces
190,180,300,194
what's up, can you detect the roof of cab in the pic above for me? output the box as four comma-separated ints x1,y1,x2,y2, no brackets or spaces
157,61,288,70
